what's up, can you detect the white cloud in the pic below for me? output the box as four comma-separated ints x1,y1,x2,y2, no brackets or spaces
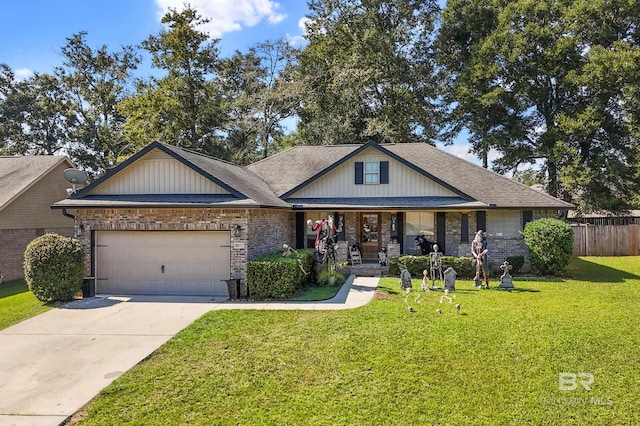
14,68,34,81
286,18,311,47
437,142,505,170
437,142,479,164
298,17,311,36
155,0,287,38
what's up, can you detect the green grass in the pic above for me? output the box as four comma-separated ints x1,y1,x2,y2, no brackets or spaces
290,283,342,301
0,279,51,330
78,257,640,425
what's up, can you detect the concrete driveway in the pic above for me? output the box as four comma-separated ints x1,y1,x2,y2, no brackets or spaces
0,296,215,426
0,276,378,426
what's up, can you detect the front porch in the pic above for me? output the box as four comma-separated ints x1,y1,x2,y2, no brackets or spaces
343,262,388,277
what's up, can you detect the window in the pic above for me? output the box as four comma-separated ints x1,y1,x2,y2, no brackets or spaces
364,162,379,184
404,212,435,254
355,161,389,185
487,210,521,238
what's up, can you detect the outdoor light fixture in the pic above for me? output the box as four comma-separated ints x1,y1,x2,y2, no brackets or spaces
74,224,84,237
232,224,242,237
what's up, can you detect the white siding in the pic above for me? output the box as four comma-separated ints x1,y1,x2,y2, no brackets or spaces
91,149,229,195
291,147,457,198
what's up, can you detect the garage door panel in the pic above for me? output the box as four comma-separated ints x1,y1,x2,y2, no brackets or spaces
97,231,230,296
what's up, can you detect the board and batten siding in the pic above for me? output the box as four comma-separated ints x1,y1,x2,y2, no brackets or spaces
0,162,73,229
91,148,230,195
291,147,458,198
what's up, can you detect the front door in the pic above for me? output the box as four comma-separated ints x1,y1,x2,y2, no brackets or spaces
360,213,381,262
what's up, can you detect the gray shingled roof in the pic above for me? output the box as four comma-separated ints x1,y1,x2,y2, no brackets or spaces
55,142,289,209
248,142,574,210
159,143,289,208
0,156,72,211
247,144,359,197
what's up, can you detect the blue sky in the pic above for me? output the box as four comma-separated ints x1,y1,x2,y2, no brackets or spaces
0,0,483,164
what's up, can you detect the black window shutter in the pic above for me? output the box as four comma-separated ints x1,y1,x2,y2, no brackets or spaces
355,162,363,185
295,212,305,249
523,210,533,230
476,211,486,232
437,212,446,254
380,161,389,184
461,214,469,243
396,212,404,253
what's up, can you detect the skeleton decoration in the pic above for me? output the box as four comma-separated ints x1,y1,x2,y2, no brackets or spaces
439,288,453,304
429,244,443,288
378,247,388,266
282,244,309,277
421,269,430,292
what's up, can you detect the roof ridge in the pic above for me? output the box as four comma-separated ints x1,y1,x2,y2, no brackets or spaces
156,142,241,167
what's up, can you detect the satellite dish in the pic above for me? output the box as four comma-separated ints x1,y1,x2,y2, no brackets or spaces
63,168,88,195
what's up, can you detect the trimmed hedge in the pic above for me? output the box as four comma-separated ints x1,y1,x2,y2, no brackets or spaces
388,255,477,279
23,233,84,303
247,249,315,300
522,218,573,275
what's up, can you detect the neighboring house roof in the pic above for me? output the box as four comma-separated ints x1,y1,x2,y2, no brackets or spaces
568,210,640,218
0,155,74,212
248,141,574,210
54,141,289,209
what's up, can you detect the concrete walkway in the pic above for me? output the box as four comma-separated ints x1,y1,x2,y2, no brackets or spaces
0,276,378,426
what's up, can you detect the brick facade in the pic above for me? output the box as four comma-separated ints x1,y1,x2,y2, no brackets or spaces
69,207,560,295
74,208,294,297
0,227,73,282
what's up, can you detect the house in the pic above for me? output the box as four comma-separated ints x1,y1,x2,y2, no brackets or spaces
0,156,76,282
53,141,573,297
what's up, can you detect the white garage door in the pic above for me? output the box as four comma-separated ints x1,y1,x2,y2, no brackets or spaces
96,231,231,296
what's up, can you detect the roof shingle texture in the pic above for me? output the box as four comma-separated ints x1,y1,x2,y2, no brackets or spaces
0,156,70,210
158,143,289,208
248,143,573,209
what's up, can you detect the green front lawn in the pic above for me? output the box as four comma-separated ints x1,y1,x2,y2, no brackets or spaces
0,279,51,330
79,257,639,425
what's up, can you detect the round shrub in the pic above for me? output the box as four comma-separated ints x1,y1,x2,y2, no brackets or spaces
522,218,573,275
24,233,84,302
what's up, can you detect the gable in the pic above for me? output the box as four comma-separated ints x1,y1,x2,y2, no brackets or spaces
89,148,231,195
288,147,458,199
0,161,74,229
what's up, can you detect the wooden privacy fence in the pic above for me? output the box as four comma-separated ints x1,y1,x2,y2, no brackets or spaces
572,224,640,256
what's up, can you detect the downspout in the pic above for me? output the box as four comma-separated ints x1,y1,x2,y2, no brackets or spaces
62,208,75,220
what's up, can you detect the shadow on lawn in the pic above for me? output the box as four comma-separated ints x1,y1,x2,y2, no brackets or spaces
567,258,640,283
0,279,28,300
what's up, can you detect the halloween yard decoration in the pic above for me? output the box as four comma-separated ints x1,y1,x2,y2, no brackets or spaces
472,230,489,288
415,234,436,255
308,215,342,283
429,244,443,288
498,260,515,290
